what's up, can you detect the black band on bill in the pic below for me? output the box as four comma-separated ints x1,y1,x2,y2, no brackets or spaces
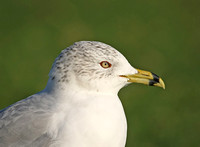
151,72,160,83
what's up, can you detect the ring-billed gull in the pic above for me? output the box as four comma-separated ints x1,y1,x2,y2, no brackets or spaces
0,41,165,147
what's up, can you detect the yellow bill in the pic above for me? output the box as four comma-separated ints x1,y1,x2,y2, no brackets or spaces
120,69,165,89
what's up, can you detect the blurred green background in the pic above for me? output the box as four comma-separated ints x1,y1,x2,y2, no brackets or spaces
0,0,199,146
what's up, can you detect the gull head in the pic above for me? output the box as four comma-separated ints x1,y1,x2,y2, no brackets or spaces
47,41,165,94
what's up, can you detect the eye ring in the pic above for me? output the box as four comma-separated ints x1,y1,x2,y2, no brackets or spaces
100,61,112,68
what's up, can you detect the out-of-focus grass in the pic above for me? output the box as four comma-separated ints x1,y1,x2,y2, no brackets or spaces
0,0,199,146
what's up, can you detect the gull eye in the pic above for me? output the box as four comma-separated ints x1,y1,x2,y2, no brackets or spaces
100,61,112,68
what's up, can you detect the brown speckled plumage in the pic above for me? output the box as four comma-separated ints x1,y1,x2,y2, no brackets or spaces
49,41,120,83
